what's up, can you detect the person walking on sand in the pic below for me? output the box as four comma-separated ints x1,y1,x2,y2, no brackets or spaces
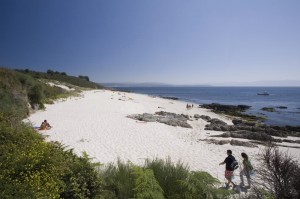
219,150,237,188
240,152,253,188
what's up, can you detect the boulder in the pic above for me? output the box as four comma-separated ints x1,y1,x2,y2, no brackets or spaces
199,115,211,121
194,114,201,119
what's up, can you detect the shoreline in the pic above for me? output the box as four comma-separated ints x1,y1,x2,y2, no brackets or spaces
114,86,300,127
26,89,300,182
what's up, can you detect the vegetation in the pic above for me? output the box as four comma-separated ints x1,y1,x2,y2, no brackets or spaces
0,67,104,116
17,68,102,89
1,67,299,198
0,114,234,199
99,158,234,199
250,146,300,199
0,67,236,198
0,113,103,199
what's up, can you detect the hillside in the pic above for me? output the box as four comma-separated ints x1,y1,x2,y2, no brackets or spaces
0,67,103,118
16,69,103,89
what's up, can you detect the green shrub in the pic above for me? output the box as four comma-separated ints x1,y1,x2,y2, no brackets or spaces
144,157,189,198
100,159,135,198
132,166,164,199
59,151,102,199
0,113,103,199
0,116,63,198
0,89,28,118
28,84,44,106
179,171,234,199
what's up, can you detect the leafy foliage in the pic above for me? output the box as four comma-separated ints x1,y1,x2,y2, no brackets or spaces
100,159,135,198
100,158,233,199
28,84,44,107
144,157,189,198
132,166,164,199
179,171,233,199
0,113,103,199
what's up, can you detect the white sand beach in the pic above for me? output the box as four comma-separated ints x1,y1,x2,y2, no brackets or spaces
26,89,300,183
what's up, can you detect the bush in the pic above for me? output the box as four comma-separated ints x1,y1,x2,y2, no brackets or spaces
100,158,234,199
132,166,164,199
59,151,102,199
179,171,233,199
47,69,54,75
0,116,62,198
144,157,189,198
250,146,300,199
78,75,90,81
0,113,103,199
100,159,135,198
28,84,43,107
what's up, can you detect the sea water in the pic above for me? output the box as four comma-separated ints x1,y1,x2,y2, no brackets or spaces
116,87,300,126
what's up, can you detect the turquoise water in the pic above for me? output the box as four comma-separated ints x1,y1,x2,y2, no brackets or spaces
116,87,300,126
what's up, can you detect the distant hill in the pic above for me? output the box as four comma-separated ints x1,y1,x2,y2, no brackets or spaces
213,80,300,87
16,69,103,89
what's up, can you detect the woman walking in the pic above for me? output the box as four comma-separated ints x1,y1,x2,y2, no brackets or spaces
240,152,253,188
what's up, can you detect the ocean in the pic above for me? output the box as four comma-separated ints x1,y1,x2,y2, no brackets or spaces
116,87,300,126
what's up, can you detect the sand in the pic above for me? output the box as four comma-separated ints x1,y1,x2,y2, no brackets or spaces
26,89,300,183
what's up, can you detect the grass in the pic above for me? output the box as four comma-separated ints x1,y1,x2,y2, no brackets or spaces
99,158,234,199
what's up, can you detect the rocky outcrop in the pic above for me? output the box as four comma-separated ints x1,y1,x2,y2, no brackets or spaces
277,106,287,109
200,103,263,122
200,139,257,148
200,103,251,112
194,114,201,119
211,130,273,141
161,96,179,100
230,139,257,148
261,107,276,112
127,111,192,128
202,114,300,138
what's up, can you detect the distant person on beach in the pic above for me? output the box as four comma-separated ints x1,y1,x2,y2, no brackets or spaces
39,120,52,130
219,150,237,188
240,152,253,188
186,104,192,109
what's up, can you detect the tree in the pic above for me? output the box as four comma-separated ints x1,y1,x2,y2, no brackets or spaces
47,69,54,75
78,75,90,81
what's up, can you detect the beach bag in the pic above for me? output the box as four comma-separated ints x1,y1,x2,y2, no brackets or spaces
230,158,239,170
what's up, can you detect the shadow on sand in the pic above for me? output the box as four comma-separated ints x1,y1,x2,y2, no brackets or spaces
219,185,251,194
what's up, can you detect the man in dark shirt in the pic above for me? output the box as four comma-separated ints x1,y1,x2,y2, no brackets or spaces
219,150,236,188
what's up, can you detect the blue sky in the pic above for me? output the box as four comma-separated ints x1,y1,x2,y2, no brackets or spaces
1,0,300,85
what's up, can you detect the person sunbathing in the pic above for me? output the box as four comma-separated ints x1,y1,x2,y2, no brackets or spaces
39,120,52,130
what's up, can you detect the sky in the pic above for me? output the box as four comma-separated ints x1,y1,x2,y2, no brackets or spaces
0,0,300,85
